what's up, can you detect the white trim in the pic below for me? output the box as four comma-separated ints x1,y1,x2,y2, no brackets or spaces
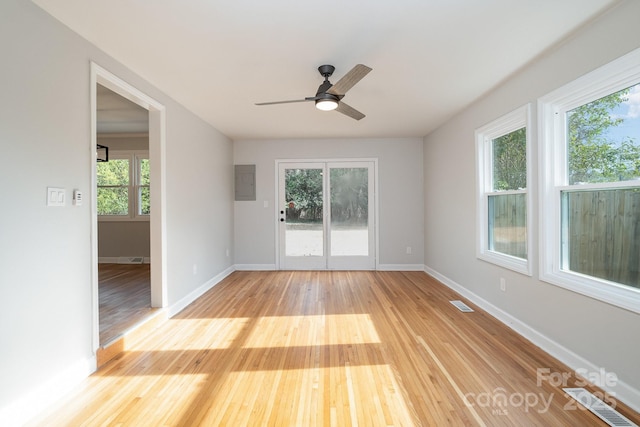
167,266,235,318
90,67,100,354
475,104,532,276
423,265,640,413
0,356,96,427
98,257,151,264
538,47,640,314
377,264,425,271
234,264,277,271
91,63,168,356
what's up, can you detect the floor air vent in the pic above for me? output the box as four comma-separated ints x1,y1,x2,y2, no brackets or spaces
118,257,144,264
563,388,637,427
449,300,474,312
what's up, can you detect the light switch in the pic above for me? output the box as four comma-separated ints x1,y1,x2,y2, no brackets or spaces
47,187,66,207
263,200,269,208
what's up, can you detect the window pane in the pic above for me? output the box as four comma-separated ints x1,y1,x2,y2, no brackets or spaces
330,168,368,256
97,187,128,215
488,193,527,259
567,83,640,185
492,127,526,191
140,158,150,185
562,188,639,289
97,159,129,186
139,186,150,215
284,168,323,256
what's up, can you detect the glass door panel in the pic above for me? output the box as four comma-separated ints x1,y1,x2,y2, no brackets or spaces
279,163,327,269
327,163,375,270
329,168,369,256
285,167,324,257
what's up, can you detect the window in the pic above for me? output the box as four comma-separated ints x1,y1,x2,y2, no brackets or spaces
97,151,150,219
539,47,640,313
476,105,532,275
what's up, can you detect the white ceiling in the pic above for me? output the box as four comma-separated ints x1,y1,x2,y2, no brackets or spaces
34,0,618,140
97,84,149,134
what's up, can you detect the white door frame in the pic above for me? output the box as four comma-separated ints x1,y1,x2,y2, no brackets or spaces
275,158,379,270
90,63,167,353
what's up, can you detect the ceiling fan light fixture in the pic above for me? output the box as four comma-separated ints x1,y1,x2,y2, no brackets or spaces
315,98,338,111
255,64,371,120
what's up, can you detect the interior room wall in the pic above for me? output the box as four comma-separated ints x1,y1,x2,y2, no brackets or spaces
0,0,233,424
98,222,151,259
423,0,640,410
233,138,424,269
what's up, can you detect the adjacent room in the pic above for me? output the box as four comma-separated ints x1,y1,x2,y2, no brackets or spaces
1,0,639,425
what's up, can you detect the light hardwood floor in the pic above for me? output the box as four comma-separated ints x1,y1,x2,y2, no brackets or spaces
34,271,640,426
99,263,156,345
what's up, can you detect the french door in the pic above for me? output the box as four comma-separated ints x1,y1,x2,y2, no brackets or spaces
277,160,376,270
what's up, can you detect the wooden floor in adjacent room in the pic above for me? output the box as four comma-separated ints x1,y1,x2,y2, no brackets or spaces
99,263,155,345
33,271,640,426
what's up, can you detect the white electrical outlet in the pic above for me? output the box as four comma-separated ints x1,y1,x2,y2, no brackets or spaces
500,278,506,292
406,246,412,255
193,264,198,275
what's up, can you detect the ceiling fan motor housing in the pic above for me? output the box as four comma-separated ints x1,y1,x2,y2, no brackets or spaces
318,64,335,78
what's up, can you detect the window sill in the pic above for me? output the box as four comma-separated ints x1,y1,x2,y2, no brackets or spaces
540,269,640,314
478,250,531,276
98,216,150,222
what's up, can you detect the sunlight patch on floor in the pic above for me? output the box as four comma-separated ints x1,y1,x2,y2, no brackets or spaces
134,317,252,351
242,314,381,348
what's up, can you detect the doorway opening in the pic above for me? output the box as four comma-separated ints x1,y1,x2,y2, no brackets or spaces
91,63,167,355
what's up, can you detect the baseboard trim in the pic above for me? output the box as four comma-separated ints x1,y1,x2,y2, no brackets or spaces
0,356,96,427
234,264,277,271
423,265,640,413
167,265,235,317
98,257,151,264
377,264,425,271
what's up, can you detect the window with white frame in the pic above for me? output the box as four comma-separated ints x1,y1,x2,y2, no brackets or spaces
97,151,150,219
476,105,532,275
539,47,640,313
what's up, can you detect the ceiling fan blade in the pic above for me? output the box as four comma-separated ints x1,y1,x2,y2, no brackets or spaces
255,98,313,106
335,102,365,121
327,64,372,96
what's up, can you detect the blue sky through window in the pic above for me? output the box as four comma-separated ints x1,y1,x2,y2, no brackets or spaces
605,83,640,146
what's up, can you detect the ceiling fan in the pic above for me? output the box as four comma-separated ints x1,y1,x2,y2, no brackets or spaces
255,64,372,120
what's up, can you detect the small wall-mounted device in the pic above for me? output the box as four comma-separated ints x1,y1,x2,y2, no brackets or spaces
73,189,83,206
235,164,256,201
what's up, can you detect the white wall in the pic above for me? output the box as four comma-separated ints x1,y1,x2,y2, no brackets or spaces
234,138,424,269
0,0,233,424
424,0,640,410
